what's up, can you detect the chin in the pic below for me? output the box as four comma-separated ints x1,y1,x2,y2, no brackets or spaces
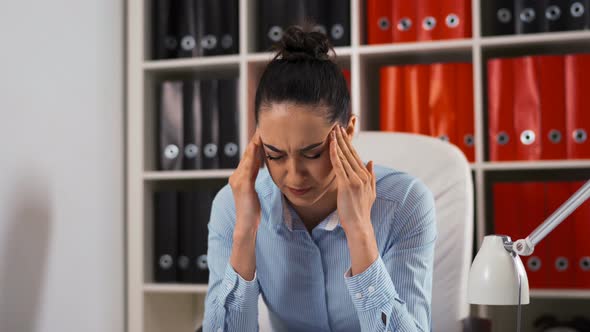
284,187,327,207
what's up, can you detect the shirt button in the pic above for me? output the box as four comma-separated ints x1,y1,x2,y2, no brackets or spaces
355,292,363,299
368,286,375,293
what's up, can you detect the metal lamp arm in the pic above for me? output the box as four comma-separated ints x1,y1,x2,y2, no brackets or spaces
511,180,590,256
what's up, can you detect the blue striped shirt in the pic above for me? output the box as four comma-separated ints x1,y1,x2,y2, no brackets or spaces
203,164,437,332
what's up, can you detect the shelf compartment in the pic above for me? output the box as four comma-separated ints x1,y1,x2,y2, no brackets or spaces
143,68,241,172
144,293,204,332
142,178,228,285
482,168,590,236
358,46,472,131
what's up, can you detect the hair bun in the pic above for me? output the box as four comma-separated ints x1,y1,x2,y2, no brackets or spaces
274,25,333,61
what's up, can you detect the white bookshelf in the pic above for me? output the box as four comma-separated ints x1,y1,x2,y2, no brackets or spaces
126,0,590,331
144,283,209,294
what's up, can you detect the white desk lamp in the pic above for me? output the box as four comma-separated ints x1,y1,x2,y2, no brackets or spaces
468,180,590,332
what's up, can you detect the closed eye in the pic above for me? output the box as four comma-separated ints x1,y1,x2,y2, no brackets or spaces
266,154,284,161
304,152,322,159
266,153,321,161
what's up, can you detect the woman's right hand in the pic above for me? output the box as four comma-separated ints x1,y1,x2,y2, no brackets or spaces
228,128,264,236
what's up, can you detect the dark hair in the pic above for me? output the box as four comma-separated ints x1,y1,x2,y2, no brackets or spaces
254,25,351,126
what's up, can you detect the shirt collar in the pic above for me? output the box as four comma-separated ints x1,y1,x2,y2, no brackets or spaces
281,195,341,232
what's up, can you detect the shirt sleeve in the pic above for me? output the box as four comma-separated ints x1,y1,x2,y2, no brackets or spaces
344,179,437,332
202,185,260,332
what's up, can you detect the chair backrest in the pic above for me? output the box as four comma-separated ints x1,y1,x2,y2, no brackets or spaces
353,132,473,331
258,132,473,331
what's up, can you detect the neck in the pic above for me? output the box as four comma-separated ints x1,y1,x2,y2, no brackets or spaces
288,185,338,232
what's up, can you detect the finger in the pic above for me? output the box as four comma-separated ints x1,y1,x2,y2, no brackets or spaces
251,128,262,147
336,125,365,180
329,130,348,181
367,160,376,192
251,128,267,167
244,129,260,156
242,129,263,171
242,140,261,173
335,131,356,180
340,126,370,177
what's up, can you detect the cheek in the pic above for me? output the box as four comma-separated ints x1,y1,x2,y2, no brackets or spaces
312,154,334,180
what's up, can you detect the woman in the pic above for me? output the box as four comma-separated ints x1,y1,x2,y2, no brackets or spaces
203,26,436,332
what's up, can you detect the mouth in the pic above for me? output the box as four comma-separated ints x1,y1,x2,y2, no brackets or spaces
288,187,311,196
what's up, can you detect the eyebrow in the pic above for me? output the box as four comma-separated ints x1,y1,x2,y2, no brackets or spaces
263,141,324,153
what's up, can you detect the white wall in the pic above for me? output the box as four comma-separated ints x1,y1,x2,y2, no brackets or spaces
0,1,124,332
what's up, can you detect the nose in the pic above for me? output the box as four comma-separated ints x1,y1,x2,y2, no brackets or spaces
285,157,308,183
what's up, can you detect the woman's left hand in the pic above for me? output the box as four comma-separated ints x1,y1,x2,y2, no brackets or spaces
329,125,377,237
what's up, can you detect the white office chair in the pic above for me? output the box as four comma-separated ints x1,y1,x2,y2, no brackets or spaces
257,132,474,331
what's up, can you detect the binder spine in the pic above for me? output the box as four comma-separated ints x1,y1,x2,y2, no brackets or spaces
218,78,241,169
537,55,567,160
201,80,221,169
153,0,178,59
565,0,590,30
543,0,568,31
416,0,440,41
367,0,393,44
199,0,224,56
455,63,475,162
220,0,240,54
392,0,417,42
565,54,590,159
404,64,431,135
154,191,179,282
183,80,203,170
487,58,517,161
177,191,196,283
193,187,219,283
512,56,542,161
327,0,351,46
177,0,199,58
515,0,545,34
428,63,457,143
379,66,405,132
486,0,515,36
158,81,184,170
259,0,288,51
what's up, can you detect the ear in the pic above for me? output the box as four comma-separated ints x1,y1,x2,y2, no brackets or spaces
344,115,357,138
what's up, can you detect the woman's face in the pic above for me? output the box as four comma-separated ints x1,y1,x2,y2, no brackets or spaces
258,103,353,207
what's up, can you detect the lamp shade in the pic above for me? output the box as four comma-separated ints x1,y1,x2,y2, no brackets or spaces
468,235,530,305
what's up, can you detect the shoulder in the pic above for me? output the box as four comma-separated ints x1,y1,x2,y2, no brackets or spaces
373,164,434,210
372,164,436,246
